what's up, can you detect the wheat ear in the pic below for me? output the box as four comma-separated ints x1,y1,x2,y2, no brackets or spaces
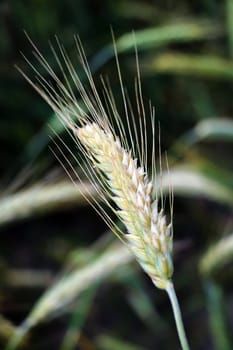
7,35,190,350
77,122,173,289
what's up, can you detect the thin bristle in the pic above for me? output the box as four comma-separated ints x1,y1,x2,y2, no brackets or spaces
17,36,174,289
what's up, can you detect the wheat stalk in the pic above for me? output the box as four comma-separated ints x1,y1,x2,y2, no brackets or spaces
7,35,190,350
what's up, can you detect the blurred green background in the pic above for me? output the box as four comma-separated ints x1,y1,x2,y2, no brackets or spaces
0,1,233,350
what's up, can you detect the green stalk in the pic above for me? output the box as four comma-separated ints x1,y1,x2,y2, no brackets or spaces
166,281,190,350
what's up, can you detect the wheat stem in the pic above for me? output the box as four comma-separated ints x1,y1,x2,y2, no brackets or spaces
166,281,190,350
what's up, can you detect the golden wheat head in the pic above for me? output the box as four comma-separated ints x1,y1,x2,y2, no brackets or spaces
18,35,174,290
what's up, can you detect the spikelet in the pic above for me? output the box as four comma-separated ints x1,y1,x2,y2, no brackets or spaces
18,35,174,290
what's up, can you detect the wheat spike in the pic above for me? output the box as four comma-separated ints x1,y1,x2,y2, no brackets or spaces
10,35,191,350
76,122,173,289
16,35,173,289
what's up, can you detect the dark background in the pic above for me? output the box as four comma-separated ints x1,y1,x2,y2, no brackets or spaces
0,1,233,349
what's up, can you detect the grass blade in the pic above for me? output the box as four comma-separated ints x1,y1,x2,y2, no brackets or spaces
149,52,233,80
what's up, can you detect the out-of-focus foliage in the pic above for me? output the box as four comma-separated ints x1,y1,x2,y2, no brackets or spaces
0,1,232,349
